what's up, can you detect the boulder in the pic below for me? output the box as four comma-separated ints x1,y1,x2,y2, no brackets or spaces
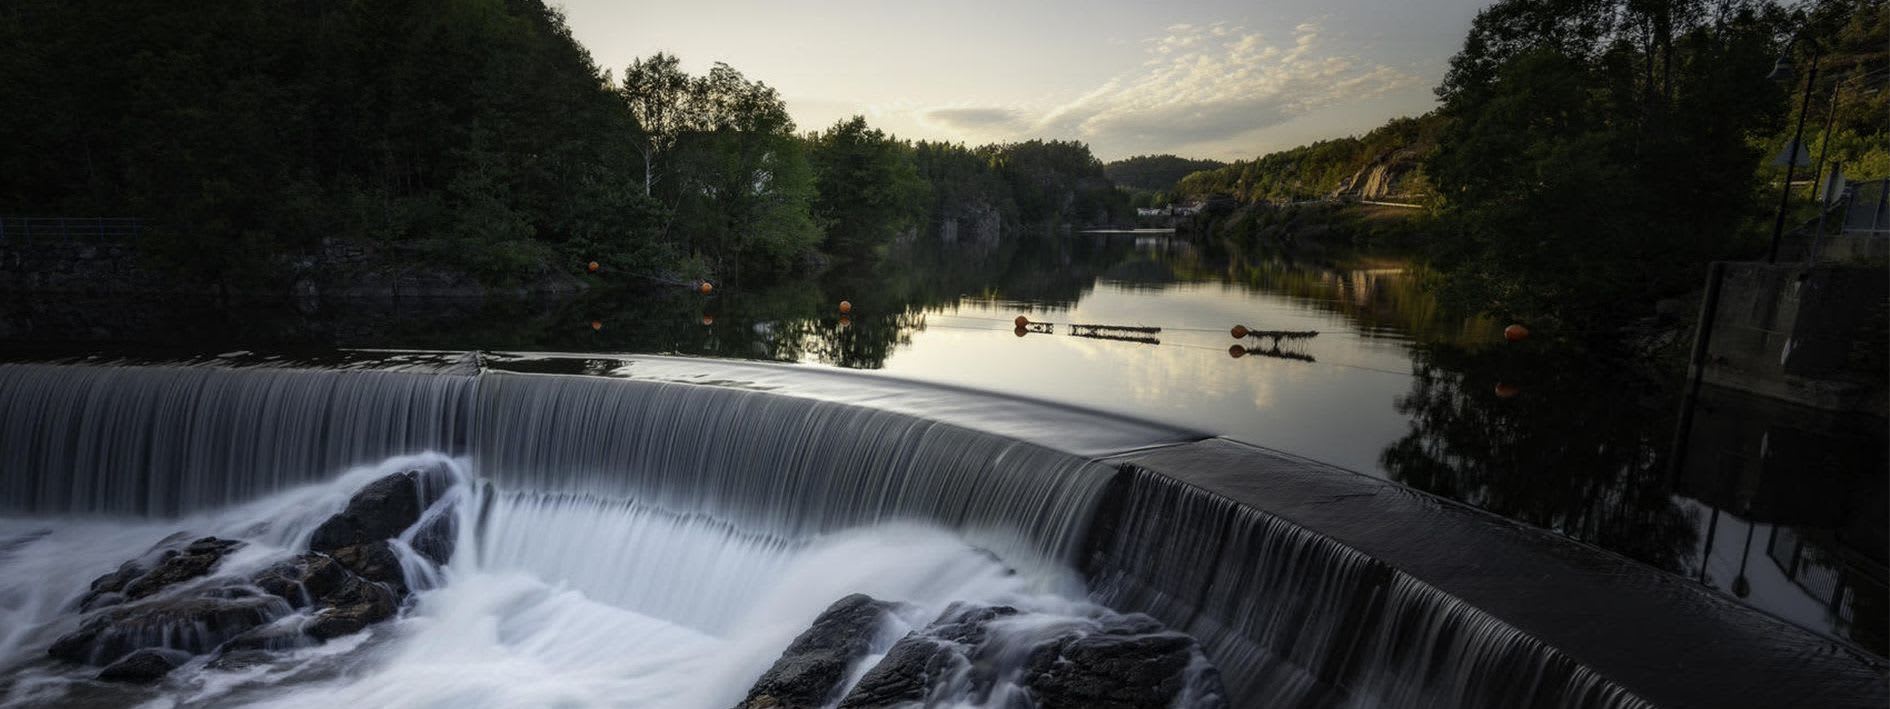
78,536,243,610
309,466,452,554
303,575,399,640
837,605,1224,709
96,647,192,683
49,594,287,666
838,603,1018,708
1024,632,1203,709
736,594,902,709
328,541,406,591
407,506,457,567
251,553,351,609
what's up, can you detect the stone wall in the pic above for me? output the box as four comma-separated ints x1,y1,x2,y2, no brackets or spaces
1699,262,1888,415
0,238,179,294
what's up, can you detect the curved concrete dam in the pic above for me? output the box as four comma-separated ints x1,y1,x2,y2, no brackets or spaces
0,353,1881,707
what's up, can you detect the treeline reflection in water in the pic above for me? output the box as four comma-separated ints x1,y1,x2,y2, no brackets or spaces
2,230,1883,656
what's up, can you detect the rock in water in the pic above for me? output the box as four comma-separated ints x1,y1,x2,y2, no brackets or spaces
96,647,192,683
737,594,903,709
327,540,407,591
77,536,243,610
49,594,287,666
309,465,452,553
1025,631,1207,709
303,575,400,640
836,604,1226,709
250,553,351,609
838,603,1019,708
407,506,457,566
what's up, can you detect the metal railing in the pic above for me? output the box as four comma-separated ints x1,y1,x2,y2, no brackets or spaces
0,217,145,244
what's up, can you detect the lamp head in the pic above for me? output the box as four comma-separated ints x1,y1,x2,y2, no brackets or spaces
1766,55,1794,82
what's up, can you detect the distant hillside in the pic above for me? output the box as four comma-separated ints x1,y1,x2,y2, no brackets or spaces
1175,114,1446,205
1104,154,1227,192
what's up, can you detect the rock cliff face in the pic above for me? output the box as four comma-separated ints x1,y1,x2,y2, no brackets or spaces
1329,147,1425,202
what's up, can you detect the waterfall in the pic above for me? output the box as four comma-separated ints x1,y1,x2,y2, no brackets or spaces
0,363,473,516
471,371,1120,577
1087,466,1655,709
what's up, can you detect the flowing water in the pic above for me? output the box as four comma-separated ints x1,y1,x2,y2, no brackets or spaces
0,362,1217,707
1,233,1884,705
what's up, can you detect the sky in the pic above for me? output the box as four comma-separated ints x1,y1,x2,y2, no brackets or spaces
554,0,1492,162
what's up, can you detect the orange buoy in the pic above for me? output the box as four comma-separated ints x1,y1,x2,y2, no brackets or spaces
1503,324,1529,343
1014,325,1029,338
589,320,603,331
838,300,853,314
701,314,715,326
586,261,600,273
1494,382,1521,399
1228,345,1247,359
698,281,714,295
1231,325,1250,339
1014,315,1030,328
838,315,852,328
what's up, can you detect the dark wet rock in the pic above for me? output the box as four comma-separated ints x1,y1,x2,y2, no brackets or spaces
96,647,191,683
76,535,240,611
838,603,1018,708
81,536,244,606
837,605,1223,709
309,466,452,554
303,576,399,640
407,505,457,566
1023,615,1225,709
252,553,351,608
49,594,286,666
737,593,902,709
328,541,406,591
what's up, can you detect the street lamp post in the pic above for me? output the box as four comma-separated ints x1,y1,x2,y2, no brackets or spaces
1766,41,1821,264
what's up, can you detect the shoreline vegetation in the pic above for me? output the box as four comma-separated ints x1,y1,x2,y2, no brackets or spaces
1,0,1883,344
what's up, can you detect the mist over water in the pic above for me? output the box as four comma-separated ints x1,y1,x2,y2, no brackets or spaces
0,450,1153,708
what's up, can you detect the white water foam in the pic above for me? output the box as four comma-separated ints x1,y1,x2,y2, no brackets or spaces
0,454,1126,708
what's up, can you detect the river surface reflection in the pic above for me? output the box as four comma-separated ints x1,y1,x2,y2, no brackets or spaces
2,231,1883,656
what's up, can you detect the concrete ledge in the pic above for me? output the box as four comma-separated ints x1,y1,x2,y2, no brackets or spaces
1096,438,1887,709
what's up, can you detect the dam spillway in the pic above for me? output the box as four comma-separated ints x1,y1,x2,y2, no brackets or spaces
0,353,1882,707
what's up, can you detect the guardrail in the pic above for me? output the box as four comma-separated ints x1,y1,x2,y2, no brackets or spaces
0,217,145,243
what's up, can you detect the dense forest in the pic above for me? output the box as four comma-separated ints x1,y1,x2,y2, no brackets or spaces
0,0,1124,292
1103,154,1227,205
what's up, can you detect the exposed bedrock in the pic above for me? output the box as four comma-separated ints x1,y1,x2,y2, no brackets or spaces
76,535,244,612
736,593,906,709
309,463,455,553
46,467,460,682
744,596,1226,709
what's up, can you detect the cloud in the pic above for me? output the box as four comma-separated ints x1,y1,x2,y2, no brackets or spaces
907,22,1417,158
919,107,1029,132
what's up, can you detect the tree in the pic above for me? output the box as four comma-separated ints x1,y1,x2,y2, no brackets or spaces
809,116,928,259
1424,0,1789,332
619,53,696,197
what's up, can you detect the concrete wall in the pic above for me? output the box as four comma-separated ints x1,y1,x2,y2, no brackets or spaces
1698,262,1887,415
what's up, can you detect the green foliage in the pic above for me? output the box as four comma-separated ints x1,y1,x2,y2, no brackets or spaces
1103,155,1228,193
1425,0,1791,332
0,0,654,288
981,140,1128,225
809,117,928,260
